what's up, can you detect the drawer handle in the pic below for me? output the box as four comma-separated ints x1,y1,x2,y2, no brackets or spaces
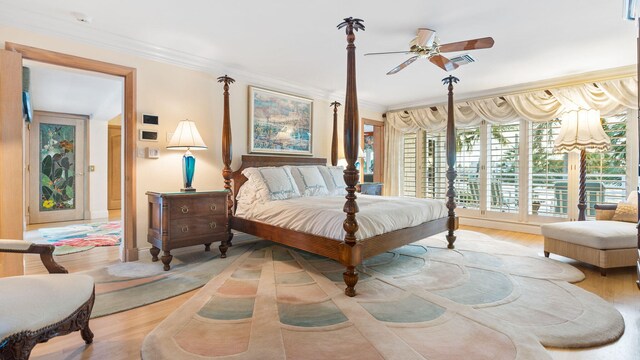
210,204,217,212
209,221,217,230
181,205,189,214
181,225,189,233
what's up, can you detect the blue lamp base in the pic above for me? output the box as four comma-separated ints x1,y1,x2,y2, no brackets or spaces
181,150,196,192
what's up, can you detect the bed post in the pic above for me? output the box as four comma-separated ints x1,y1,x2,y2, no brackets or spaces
443,75,458,249
337,17,365,297
218,75,235,251
330,101,341,166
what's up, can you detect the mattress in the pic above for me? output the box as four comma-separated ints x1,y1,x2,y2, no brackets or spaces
235,194,447,240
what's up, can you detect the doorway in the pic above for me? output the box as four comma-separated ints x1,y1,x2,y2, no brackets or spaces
362,118,385,183
108,124,122,211
1,43,138,270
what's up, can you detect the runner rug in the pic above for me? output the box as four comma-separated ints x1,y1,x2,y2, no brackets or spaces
141,230,624,359
31,221,122,255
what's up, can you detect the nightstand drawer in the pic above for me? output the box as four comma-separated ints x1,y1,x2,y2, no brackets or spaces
169,215,227,240
170,197,226,219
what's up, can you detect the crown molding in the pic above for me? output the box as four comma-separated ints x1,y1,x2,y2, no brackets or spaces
387,65,637,111
0,5,386,113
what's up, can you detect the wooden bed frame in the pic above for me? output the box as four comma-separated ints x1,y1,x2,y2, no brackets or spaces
218,18,459,296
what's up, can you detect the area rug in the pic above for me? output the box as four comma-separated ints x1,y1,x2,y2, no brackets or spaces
35,221,122,255
142,230,624,360
85,233,261,318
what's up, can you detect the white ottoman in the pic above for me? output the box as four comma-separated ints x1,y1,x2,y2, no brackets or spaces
541,220,638,275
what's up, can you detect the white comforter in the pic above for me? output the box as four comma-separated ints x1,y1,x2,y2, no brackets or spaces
235,195,447,241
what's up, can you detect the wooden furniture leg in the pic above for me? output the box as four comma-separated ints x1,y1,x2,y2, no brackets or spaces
161,251,173,271
150,246,160,262
204,243,211,252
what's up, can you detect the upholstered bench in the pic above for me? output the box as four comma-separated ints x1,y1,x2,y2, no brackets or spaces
541,203,638,275
0,240,95,360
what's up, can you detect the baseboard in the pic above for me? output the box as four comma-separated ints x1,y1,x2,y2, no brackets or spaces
459,217,542,235
89,210,110,219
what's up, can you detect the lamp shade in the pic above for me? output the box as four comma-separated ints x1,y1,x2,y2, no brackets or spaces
553,109,610,153
167,120,207,150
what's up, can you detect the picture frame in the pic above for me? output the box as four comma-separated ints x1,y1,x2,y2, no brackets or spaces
248,86,313,156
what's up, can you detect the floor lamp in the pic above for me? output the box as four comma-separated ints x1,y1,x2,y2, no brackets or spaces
554,109,610,221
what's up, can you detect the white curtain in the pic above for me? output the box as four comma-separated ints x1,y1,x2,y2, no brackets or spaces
383,76,638,195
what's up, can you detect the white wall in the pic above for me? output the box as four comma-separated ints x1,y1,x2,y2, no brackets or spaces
0,24,384,251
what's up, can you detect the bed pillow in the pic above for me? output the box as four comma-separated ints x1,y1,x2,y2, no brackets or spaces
242,167,300,202
288,166,329,196
612,201,637,223
318,166,347,196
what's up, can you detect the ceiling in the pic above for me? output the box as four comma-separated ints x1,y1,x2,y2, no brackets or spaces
25,60,123,121
2,1,636,110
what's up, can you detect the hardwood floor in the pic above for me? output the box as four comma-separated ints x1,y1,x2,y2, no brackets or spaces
24,226,639,360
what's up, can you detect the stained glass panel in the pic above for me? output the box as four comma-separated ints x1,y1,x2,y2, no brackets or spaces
39,123,76,211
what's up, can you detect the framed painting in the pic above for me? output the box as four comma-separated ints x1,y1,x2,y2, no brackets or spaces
249,86,313,155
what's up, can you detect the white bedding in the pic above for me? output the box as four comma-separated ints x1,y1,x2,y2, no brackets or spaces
235,194,447,240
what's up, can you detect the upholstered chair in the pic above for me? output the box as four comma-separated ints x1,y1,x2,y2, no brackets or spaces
0,240,95,360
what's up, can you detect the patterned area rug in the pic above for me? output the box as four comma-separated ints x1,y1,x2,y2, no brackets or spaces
142,230,624,360
35,221,121,255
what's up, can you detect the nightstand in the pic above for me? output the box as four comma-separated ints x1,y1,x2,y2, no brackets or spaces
146,190,230,270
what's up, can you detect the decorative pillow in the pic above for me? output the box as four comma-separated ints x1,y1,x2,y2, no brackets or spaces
288,166,329,196
318,166,347,196
612,201,638,223
242,167,300,202
626,192,638,206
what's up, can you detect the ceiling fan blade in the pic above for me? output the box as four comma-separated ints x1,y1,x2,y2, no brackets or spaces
365,51,412,56
415,28,436,47
429,54,459,72
438,37,495,53
387,56,419,75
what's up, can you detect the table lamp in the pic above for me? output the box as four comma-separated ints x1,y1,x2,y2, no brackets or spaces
554,109,610,220
167,119,208,192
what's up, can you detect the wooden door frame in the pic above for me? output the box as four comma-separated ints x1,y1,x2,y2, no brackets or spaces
5,42,138,262
361,118,385,183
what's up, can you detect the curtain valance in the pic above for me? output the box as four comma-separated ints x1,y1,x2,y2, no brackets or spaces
386,77,637,132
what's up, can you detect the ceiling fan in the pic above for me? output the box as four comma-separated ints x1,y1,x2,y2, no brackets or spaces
365,28,494,75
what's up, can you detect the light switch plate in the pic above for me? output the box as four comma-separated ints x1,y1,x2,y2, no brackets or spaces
137,147,146,158
147,147,160,159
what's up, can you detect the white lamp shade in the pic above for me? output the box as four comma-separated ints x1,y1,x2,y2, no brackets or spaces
554,109,610,153
167,120,207,150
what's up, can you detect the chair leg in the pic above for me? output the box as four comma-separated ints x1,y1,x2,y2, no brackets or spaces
81,323,94,344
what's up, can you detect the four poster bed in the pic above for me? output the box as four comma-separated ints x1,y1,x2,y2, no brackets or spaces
218,18,459,297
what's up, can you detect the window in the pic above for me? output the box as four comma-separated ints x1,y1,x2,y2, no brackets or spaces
402,133,418,197
456,127,481,209
585,113,628,217
422,131,447,200
399,110,634,222
529,119,569,217
489,122,520,213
